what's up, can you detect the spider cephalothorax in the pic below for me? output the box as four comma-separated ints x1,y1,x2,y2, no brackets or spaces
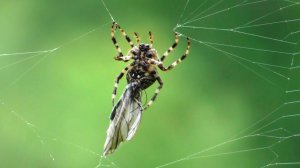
138,43,150,52
104,22,190,156
130,43,157,61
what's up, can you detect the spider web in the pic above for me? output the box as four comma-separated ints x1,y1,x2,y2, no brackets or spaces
156,0,300,167
0,0,300,168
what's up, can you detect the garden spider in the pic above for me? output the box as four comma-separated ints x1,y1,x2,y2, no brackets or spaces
103,22,190,156
111,22,190,109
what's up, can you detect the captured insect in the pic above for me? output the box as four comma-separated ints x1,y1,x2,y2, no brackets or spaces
103,22,191,156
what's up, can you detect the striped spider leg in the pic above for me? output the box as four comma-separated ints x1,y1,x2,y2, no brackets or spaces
111,64,133,106
110,22,136,105
111,22,134,62
144,71,164,110
158,33,191,71
134,32,140,45
149,31,153,48
145,33,191,109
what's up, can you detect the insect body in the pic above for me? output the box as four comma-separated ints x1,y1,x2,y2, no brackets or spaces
103,22,190,156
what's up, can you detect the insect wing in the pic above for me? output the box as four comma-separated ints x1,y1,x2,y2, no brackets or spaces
103,83,143,156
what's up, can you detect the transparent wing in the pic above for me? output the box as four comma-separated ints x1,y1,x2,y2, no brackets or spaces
103,83,143,156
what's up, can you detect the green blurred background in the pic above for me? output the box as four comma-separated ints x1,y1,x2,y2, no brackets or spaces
0,0,300,168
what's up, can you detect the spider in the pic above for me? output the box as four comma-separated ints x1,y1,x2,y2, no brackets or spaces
111,22,191,109
103,22,190,156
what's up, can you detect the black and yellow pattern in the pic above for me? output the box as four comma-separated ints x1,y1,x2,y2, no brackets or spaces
112,64,133,106
158,37,190,71
134,32,140,45
149,31,153,48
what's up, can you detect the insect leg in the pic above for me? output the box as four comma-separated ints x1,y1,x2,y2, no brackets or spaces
112,64,133,106
144,74,163,110
158,37,190,71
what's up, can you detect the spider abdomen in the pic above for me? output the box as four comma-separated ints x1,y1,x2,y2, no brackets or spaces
127,68,156,90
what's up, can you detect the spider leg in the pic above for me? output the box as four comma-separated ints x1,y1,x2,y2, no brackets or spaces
116,22,134,48
134,32,140,45
116,55,133,62
118,46,140,62
112,64,133,106
158,37,190,71
111,22,124,60
112,22,134,61
160,33,179,62
149,31,153,48
144,73,163,110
